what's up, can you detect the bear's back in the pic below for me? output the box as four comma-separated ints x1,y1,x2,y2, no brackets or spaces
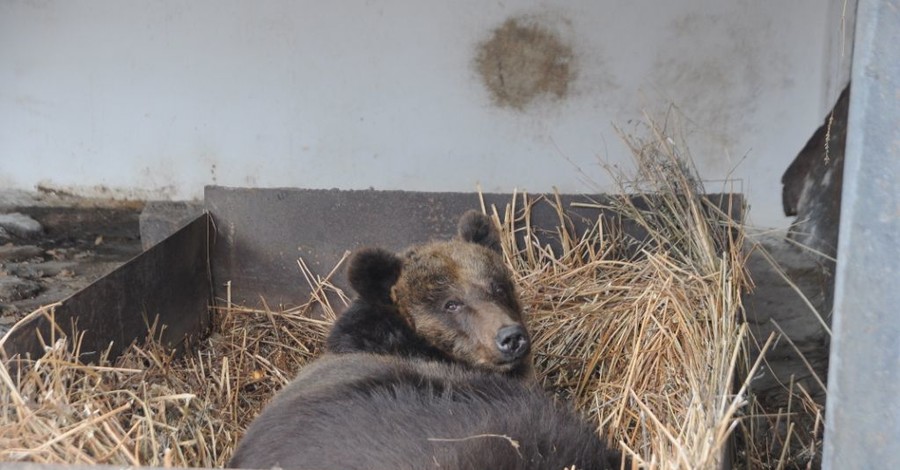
228,353,616,470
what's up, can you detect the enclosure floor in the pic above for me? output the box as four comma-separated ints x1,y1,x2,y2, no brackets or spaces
0,191,143,336
743,234,830,468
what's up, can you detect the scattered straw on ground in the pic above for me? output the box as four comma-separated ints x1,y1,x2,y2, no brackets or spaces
1,120,795,469
0,258,345,467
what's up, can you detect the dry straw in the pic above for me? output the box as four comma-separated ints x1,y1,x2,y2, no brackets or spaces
2,119,767,468
483,118,758,469
0,258,344,467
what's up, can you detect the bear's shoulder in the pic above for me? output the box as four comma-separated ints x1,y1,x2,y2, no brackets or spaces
325,298,448,361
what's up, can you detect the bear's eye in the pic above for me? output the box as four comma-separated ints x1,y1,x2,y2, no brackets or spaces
444,300,463,312
490,281,505,296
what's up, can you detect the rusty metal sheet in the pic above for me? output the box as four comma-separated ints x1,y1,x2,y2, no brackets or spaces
1,214,211,362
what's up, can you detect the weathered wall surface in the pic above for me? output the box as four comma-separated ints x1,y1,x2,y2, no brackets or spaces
0,0,850,227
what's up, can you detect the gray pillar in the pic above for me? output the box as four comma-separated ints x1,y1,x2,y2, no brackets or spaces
822,0,900,467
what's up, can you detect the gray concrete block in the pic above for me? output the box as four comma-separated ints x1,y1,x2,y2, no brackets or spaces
0,212,43,239
0,275,42,302
0,244,44,262
9,260,78,280
139,201,205,250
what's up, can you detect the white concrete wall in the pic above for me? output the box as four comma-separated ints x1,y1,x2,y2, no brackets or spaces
0,0,849,227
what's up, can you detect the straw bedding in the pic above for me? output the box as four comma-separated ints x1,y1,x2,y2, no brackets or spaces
1,124,770,469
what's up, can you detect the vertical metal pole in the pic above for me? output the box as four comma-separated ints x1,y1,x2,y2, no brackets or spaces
823,0,900,468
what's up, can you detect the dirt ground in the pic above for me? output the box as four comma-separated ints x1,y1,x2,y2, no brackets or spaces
0,191,143,337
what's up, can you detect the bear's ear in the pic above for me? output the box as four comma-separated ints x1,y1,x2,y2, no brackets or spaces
347,247,403,303
457,210,502,253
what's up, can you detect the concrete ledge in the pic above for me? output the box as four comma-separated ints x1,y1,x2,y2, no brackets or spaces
139,201,205,250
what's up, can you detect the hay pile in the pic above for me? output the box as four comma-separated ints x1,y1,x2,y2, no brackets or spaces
0,260,343,467
488,126,753,468
1,123,760,469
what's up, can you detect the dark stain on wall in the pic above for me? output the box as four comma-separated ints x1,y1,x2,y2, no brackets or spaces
475,18,574,110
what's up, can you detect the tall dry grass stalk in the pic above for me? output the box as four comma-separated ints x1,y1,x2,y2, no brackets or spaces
484,118,756,469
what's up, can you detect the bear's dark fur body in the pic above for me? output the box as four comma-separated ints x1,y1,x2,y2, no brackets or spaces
228,354,617,470
229,211,618,469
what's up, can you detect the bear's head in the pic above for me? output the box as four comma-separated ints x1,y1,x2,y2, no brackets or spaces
346,210,531,376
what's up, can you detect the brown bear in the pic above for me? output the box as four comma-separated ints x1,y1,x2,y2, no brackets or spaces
228,211,619,470
325,210,532,377
228,353,619,469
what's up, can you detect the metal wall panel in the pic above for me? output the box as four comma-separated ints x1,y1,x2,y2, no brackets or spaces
823,0,900,467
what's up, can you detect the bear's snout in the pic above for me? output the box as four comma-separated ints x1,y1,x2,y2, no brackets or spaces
495,325,530,360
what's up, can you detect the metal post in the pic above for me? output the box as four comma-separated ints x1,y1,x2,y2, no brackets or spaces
823,0,900,467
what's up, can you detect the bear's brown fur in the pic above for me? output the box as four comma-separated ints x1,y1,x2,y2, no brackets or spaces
327,210,532,377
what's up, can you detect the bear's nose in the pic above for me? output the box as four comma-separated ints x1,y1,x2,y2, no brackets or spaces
495,325,530,360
